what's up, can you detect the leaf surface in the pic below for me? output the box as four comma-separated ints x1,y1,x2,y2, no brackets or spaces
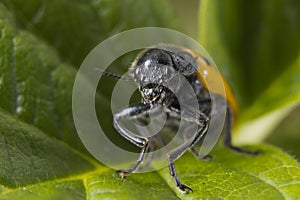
199,0,300,142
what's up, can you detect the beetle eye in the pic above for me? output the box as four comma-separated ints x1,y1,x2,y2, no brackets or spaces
157,53,172,66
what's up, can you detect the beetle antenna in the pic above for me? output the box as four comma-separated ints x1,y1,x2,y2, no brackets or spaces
95,68,134,81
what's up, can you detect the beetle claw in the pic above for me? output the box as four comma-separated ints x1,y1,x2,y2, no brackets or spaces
116,169,131,178
178,183,193,193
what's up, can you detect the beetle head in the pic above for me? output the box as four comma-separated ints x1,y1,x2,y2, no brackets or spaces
133,55,178,104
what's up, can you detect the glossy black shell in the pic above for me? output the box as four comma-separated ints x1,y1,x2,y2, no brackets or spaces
131,44,212,116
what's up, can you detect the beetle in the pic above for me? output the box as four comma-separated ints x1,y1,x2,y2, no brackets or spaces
96,44,259,193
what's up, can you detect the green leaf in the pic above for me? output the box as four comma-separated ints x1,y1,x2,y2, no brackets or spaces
199,0,300,109
0,1,178,199
0,108,95,192
0,109,95,188
0,180,86,200
199,0,300,142
1,111,300,199
0,3,85,151
234,56,300,143
1,0,178,67
265,105,300,159
85,170,178,200
159,145,300,199
239,56,300,122
0,110,177,199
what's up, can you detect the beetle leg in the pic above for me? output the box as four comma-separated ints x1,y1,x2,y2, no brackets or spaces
114,103,152,177
170,103,212,161
168,115,209,193
136,139,157,171
189,147,213,161
224,107,260,155
181,126,213,161
116,141,149,177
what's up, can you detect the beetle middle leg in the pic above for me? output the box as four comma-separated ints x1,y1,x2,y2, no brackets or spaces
167,109,209,193
181,99,213,161
114,103,152,177
224,107,260,155
182,128,213,161
189,147,213,161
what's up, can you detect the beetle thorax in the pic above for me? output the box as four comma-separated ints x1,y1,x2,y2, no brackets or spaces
133,59,175,85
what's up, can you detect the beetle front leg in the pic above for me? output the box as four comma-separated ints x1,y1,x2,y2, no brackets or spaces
113,103,152,177
116,140,149,177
